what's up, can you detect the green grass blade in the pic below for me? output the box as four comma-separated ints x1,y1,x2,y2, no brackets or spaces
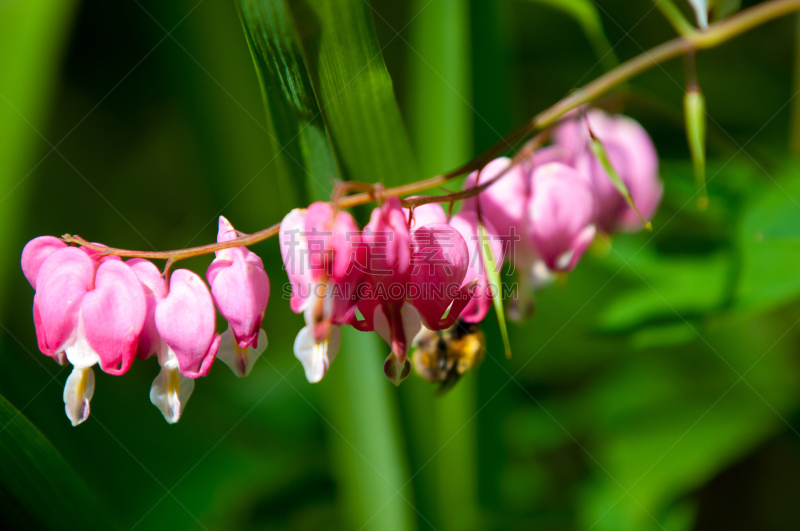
0,0,78,302
590,137,653,231
406,2,479,530
479,224,512,358
409,0,471,178
239,0,340,204
322,328,416,531
0,394,115,530
290,0,418,187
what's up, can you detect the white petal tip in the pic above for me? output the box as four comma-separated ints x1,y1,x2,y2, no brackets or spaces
218,327,268,378
294,326,341,383
64,366,95,427
150,366,194,424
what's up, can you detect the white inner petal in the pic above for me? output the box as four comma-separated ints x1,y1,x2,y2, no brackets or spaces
293,325,340,383
373,303,421,359
530,259,555,289
372,306,391,347
64,365,95,427
400,303,422,351
217,326,268,378
555,249,575,271
64,314,100,370
150,348,194,424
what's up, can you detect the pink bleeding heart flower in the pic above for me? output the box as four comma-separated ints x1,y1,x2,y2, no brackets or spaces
459,154,559,321
528,162,597,273
352,197,416,383
610,115,662,231
461,157,534,270
207,216,269,378
32,247,94,364
448,211,503,324
78,259,147,376
280,202,364,383
355,199,474,384
554,109,662,232
31,246,147,426
153,269,220,423
403,201,448,231
408,222,473,330
128,258,199,424
21,236,67,289
126,258,168,362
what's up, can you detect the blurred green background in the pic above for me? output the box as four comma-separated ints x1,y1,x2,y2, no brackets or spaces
2,0,800,530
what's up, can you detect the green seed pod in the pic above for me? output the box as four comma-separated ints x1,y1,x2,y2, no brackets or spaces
684,88,708,210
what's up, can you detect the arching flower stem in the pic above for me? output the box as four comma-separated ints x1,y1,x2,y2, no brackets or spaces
60,0,800,266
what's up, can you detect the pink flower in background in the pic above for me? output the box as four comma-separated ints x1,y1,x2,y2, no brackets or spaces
528,162,597,273
280,202,364,383
461,157,534,269
554,109,662,232
153,269,220,423
207,216,270,378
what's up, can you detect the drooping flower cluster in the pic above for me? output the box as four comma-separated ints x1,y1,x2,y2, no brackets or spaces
464,108,662,317
280,199,480,384
21,217,268,425
21,108,661,425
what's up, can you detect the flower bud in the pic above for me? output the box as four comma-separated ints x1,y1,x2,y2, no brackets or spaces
684,88,708,209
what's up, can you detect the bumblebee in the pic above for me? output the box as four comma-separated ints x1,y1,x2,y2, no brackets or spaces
412,319,485,393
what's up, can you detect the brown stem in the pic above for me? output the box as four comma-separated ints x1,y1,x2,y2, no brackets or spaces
62,0,800,262
401,134,545,210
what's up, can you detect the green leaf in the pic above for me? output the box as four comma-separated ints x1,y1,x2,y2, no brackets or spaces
0,394,114,530
522,0,618,71
735,165,800,313
290,0,418,187
598,253,728,333
409,0,472,177
479,224,512,358
578,317,800,530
